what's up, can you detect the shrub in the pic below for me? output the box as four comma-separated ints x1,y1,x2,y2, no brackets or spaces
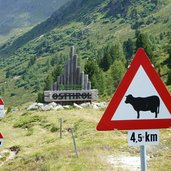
13,115,42,129
6,106,12,114
9,145,20,154
50,125,59,133
26,128,34,136
37,92,44,103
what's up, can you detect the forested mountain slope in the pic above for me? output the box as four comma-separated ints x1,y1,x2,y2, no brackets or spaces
0,0,171,106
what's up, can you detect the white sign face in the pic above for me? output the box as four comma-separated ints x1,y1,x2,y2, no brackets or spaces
0,105,4,118
0,139,3,147
128,130,159,146
112,66,171,121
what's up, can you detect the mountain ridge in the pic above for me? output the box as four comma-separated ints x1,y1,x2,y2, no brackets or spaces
0,0,70,44
0,0,165,56
0,0,104,56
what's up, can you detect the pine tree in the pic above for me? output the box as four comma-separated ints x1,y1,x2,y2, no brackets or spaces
99,46,112,71
123,38,134,60
52,65,62,82
99,43,126,71
106,60,126,95
136,33,155,64
44,74,53,90
28,56,36,67
166,35,171,85
165,35,171,69
85,59,105,94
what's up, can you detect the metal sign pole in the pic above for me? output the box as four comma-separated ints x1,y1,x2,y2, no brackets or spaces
140,145,147,171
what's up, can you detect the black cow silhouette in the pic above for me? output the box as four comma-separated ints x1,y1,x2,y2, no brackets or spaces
125,94,160,119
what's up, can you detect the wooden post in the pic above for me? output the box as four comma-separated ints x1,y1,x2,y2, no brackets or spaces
76,67,81,85
70,47,74,87
56,82,59,90
61,75,64,85
60,118,63,139
70,46,74,58
67,59,70,87
88,81,91,90
73,55,78,86
69,128,78,158
58,76,61,90
81,71,84,90
53,82,57,90
64,62,68,85
84,74,88,90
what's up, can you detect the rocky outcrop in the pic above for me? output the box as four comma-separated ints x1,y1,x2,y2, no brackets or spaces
27,102,107,111
27,103,63,111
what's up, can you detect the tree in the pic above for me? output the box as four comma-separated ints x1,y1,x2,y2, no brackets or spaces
52,65,62,82
84,59,105,95
165,36,171,85
130,8,138,19
135,32,155,64
99,43,126,71
99,45,113,71
106,60,126,95
28,56,36,67
112,43,126,63
37,92,44,103
123,38,134,60
44,74,53,90
164,35,171,69
84,60,96,81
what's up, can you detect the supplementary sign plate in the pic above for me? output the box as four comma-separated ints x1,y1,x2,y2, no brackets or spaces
128,130,159,146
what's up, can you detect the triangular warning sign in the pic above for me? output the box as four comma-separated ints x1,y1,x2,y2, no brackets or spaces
97,48,171,130
0,133,3,139
0,98,4,118
0,98,4,105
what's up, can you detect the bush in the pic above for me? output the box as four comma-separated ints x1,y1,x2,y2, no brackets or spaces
26,128,34,136
131,20,144,29
9,145,20,154
6,106,12,114
10,93,16,97
13,116,42,129
50,125,59,132
37,92,44,103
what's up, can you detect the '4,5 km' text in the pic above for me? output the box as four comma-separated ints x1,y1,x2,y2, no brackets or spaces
128,130,159,146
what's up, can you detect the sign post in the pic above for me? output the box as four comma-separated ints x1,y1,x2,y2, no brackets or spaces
96,48,171,170
128,129,159,170
140,145,147,171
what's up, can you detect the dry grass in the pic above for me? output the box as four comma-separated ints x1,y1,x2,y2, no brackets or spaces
0,107,170,170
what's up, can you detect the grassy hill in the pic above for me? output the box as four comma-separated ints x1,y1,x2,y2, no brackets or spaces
0,0,70,35
0,1,170,170
0,0,171,106
0,107,171,170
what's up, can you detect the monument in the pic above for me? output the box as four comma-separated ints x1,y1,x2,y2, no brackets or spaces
44,46,98,104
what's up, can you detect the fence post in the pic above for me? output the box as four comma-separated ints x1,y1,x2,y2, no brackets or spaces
60,118,63,139
69,128,78,158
